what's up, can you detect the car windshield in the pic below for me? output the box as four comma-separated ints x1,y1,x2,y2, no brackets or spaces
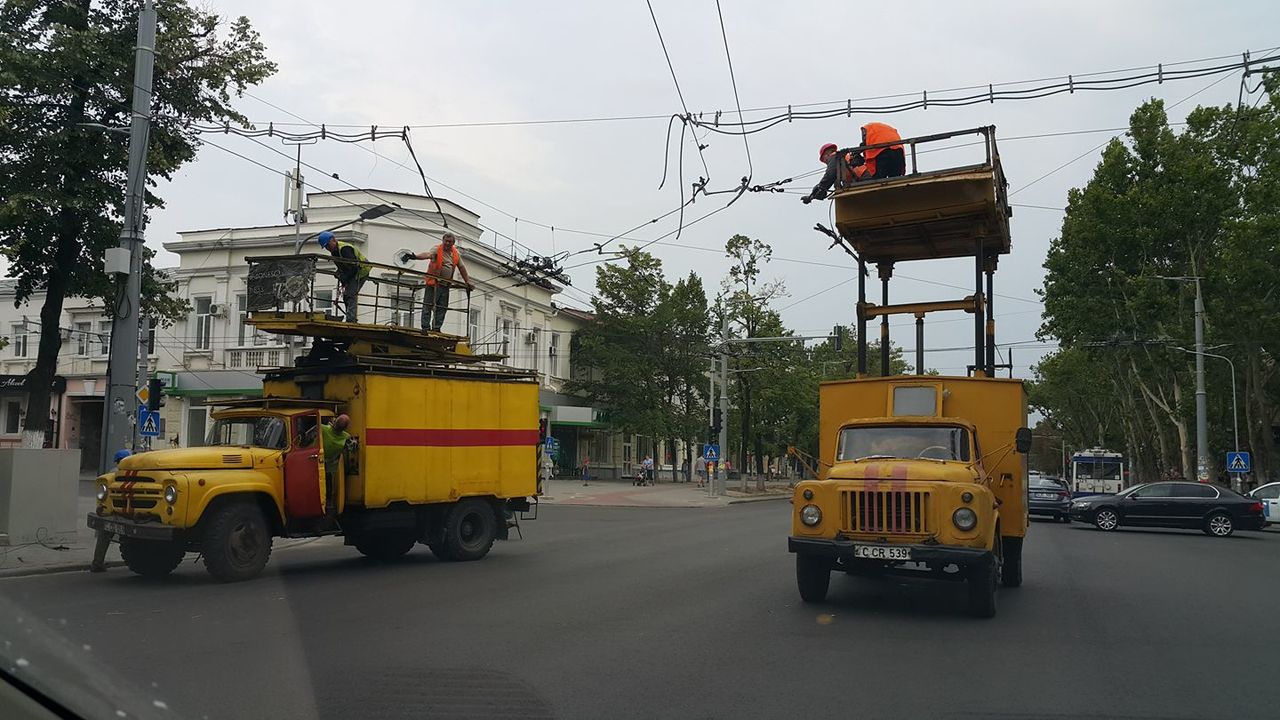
1031,476,1064,489
837,425,971,461
204,416,286,449
1114,484,1146,498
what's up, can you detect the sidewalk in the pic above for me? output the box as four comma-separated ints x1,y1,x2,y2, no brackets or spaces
538,478,791,508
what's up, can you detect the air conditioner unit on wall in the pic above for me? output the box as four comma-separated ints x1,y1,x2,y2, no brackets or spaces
525,331,537,344
208,303,228,318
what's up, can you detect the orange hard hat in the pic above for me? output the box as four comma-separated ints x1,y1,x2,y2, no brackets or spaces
819,143,838,162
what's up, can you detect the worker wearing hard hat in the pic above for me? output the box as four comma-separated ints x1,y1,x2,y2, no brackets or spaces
801,122,907,203
319,231,371,322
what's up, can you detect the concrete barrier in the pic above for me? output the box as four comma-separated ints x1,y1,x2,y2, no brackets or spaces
0,449,81,545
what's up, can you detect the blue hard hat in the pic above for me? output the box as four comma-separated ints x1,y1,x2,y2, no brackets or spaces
317,231,334,246
113,449,132,463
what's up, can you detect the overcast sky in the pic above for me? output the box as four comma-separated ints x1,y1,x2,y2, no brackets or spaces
145,0,1279,376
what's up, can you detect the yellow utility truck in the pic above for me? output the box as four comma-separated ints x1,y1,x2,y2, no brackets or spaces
89,255,539,582
788,126,1030,617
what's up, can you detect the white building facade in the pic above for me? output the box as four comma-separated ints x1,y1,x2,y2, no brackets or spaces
0,190,604,472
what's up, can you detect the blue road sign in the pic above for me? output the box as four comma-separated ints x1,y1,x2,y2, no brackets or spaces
702,444,720,462
138,406,161,438
1226,451,1251,473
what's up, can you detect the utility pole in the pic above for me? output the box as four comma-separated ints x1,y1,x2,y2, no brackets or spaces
99,0,156,472
707,358,715,498
718,312,729,497
1193,277,1209,482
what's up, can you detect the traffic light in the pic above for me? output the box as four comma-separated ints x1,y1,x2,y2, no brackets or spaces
711,407,722,435
833,325,845,352
146,377,165,412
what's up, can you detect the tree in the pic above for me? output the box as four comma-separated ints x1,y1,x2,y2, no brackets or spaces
1037,86,1280,484
654,272,710,481
0,1,276,446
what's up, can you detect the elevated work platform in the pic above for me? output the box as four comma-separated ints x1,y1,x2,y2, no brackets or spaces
247,311,504,365
831,126,1011,264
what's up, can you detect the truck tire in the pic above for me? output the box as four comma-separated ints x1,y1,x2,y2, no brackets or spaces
119,538,185,578
795,553,830,603
441,499,497,562
967,557,998,618
1001,536,1023,588
353,532,417,561
201,501,272,583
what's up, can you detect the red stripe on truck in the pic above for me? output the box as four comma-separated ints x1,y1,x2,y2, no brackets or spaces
365,428,540,447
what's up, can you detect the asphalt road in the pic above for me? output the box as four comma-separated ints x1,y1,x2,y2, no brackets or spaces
2,504,1277,720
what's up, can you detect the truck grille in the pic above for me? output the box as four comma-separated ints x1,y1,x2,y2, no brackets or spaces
845,490,930,534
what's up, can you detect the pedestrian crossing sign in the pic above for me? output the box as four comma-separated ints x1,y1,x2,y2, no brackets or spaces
139,407,161,437
1226,451,1250,473
703,444,720,462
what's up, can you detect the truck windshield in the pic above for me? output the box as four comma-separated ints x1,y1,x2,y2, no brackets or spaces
205,416,286,449
837,425,971,461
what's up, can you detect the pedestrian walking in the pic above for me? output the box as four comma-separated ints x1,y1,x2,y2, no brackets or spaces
400,233,475,332
642,455,654,486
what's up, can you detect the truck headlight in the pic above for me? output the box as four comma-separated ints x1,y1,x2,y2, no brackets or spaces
97,483,109,501
952,507,977,531
800,504,822,526
163,485,178,505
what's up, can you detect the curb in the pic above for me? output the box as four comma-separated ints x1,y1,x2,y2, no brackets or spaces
0,560,127,580
727,494,791,504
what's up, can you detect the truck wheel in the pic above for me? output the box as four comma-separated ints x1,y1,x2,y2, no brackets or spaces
967,558,998,618
442,499,497,561
202,501,272,582
353,532,417,561
1001,536,1023,588
119,538,185,578
795,554,830,603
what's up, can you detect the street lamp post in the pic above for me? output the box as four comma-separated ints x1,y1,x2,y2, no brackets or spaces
1158,275,1209,482
1174,347,1241,490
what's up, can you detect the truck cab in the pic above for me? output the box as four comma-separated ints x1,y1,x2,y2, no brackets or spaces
90,405,337,582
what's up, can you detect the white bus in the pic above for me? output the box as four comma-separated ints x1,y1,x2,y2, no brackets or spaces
1071,449,1126,497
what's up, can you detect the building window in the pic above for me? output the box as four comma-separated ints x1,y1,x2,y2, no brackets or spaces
2,399,21,434
549,332,561,378
500,317,513,361
97,320,112,357
146,318,157,356
75,322,91,356
528,326,539,374
11,324,27,358
236,295,264,346
468,308,482,344
315,289,333,312
194,297,212,350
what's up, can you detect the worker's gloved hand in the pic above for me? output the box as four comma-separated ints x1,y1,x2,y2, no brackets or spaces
801,195,812,204
398,251,415,264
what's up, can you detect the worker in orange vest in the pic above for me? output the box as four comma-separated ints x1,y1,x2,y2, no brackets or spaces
801,122,907,203
400,232,475,332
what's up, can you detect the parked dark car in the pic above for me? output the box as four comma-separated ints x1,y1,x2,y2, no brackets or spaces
1069,481,1266,537
1028,473,1072,522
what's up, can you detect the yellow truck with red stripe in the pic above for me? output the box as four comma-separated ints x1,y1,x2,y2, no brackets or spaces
88,362,539,582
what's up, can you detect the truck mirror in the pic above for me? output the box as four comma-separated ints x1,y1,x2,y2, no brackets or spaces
1015,427,1032,454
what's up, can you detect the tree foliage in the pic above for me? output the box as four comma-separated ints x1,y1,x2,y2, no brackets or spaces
0,0,277,442
1036,80,1280,484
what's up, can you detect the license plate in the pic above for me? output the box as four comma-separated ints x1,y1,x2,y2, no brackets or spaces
1033,492,1055,499
853,544,911,561
101,521,126,535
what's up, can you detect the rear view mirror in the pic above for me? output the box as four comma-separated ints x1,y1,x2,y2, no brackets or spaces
1014,427,1032,454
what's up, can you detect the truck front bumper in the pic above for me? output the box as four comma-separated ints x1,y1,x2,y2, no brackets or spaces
86,513,178,541
788,536,992,567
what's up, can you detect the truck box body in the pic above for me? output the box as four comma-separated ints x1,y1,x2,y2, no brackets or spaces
263,368,539,508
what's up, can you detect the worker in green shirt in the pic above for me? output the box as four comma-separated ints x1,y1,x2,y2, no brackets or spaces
319,414,353,516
